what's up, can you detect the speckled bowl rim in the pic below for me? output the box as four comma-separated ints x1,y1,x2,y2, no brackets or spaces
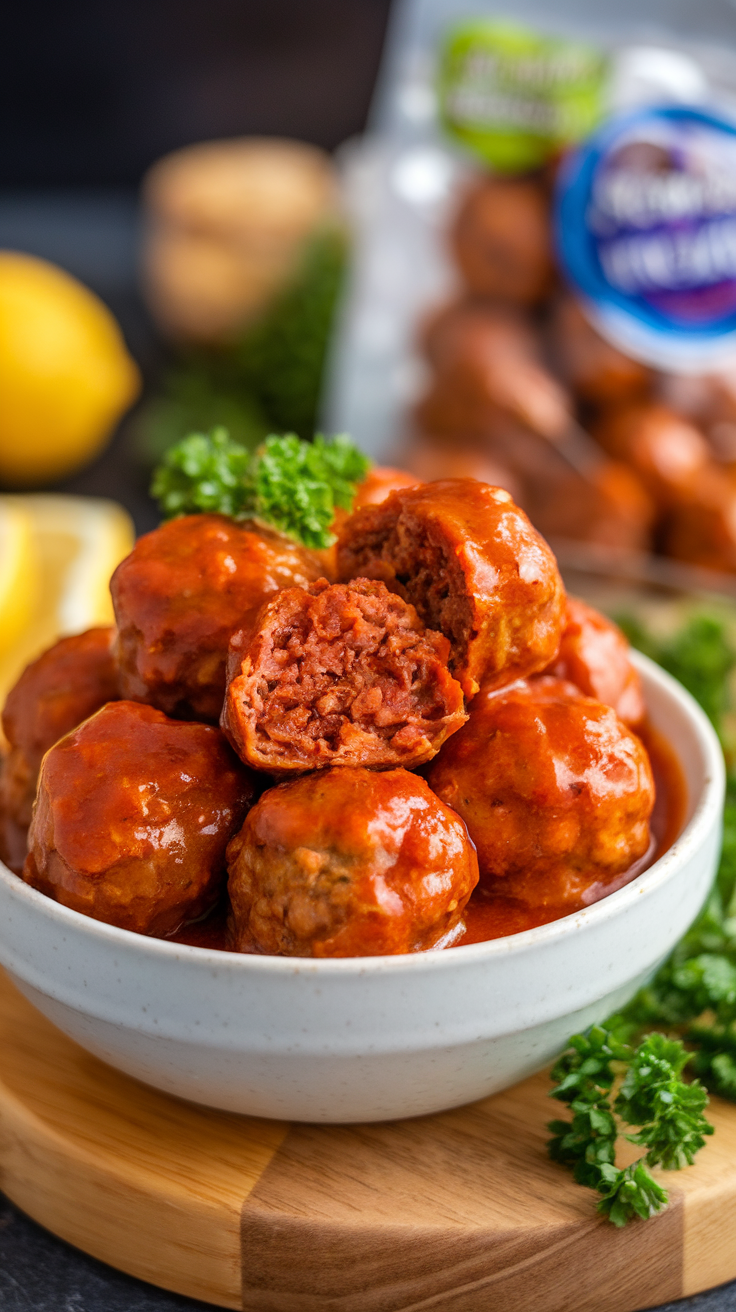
0,652,724,977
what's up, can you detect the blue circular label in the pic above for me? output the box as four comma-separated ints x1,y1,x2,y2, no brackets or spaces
555,105,736,368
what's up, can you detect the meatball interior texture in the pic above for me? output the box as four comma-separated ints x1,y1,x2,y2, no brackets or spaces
336,479,565,699
544,597,645,728
318,465,421,578
111,513,322,723
222,577,467,775
227,767,479,957
427,676,654,913
0,627,119,873
23,700,256,937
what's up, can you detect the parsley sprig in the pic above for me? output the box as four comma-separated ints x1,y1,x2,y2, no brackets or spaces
549,612,736,1225
549,1028,712,1227
150,428,371,550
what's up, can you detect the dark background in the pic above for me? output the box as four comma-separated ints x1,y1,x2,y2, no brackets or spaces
2,0,392,186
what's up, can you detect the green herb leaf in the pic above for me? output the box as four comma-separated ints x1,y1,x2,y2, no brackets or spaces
252,433,370,549
615,1034,713,1171
150,427,370,550
596,1161,668,1227
150,427,255,520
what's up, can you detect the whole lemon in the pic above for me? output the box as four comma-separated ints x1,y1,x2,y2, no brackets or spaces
0,252,141,485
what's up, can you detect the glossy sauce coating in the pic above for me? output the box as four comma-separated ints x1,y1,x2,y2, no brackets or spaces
543,597,645,727
0,627,119,872
226,767,479,957
111,514,322,722
24,700,256,936
173,717,683,953
451,178,555,306
336,479,565,699
427,676,654,914
457,717,683,943
223,577,467,775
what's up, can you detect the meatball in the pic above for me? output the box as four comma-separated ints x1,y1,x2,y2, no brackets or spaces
417,302,571,441
227,767,479,956
336,479,565,699
528,459,655,554
222,577,466,774
0,628,119,873
594,404,710,507
111,513,322,722
663,463,736,573
451,178,555,305
23,700,256,936
543,597,645,727
427,677,654,914
550,299,653,406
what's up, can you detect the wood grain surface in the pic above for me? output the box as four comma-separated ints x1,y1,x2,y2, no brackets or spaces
0,967,734,1312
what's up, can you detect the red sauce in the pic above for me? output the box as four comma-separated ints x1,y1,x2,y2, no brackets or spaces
457,717,687,945
169,718,687,954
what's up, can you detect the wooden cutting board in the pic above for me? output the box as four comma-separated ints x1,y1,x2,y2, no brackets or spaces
1,966,736,1312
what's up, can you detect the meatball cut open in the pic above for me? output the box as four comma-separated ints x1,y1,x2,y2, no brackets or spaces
111,513,322,723
427,676,654,914
227,767,479,956
336,479,565,699
544,597,645,728
23,700,256,936
222,577,467,774
0,627,119,873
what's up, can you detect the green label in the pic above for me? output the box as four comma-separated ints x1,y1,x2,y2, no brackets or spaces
438,20,609,173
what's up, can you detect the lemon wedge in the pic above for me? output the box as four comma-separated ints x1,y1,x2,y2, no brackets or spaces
0,494,135,712
0,501,39,663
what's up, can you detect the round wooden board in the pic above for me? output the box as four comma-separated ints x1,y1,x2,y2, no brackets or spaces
1,967,736,1312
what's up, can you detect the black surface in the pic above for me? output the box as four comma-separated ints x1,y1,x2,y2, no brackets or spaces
0,1194,214,1311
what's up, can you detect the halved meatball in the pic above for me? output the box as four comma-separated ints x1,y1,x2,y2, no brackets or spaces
427,676,654,914
543,597,645,727
24,700,256,936
222,577,466,774
318,465,422,578
0,627,119,872
227,767,479,956
111,513,323,722
336,479,565,698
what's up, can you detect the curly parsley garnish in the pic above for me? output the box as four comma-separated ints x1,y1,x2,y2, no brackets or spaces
549,1028,712,1227
150,428,370,550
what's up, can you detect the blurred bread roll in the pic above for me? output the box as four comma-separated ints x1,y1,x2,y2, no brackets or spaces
142,137,342,342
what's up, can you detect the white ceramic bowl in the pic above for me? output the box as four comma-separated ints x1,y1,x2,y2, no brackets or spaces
0,653,724,1123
